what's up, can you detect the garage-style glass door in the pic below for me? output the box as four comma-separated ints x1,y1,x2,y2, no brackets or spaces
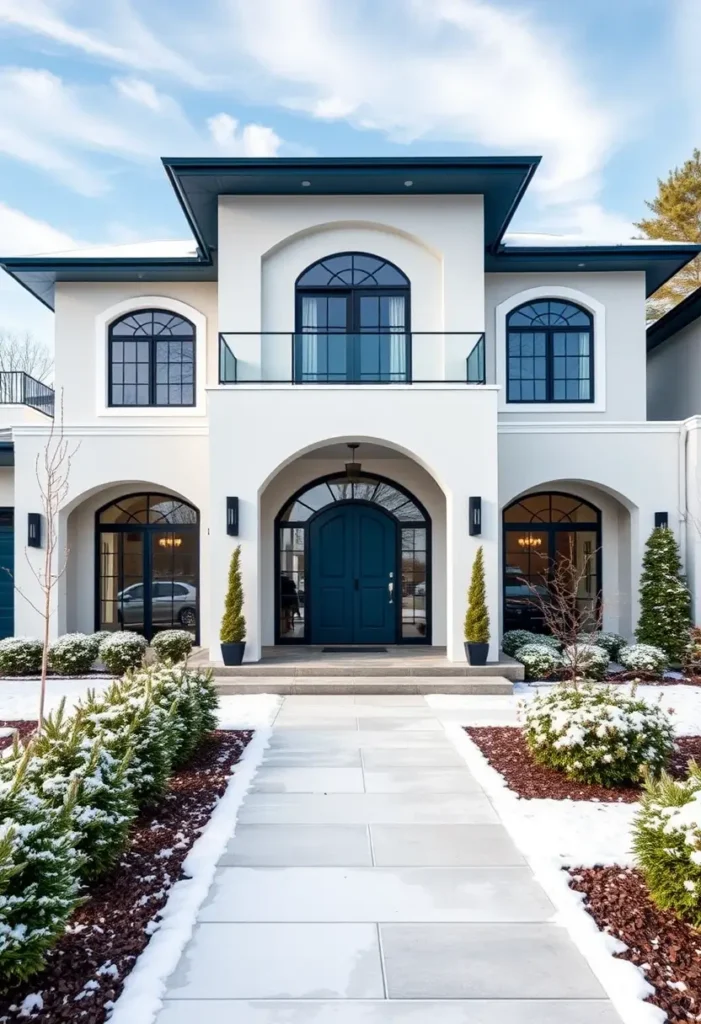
96,493,199,642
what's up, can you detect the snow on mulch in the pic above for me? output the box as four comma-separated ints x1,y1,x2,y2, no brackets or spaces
571,866,701,1024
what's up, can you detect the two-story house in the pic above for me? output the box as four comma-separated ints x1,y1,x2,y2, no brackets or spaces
1,155,700,663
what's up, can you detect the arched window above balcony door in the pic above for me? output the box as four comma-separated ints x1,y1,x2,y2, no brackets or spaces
294,253,411,383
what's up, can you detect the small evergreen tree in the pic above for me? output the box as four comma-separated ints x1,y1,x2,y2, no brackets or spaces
221,545,246,643
636,148,701,319
0,749,83,982
636,526,691,662
464,545,490,643
1,701,135,882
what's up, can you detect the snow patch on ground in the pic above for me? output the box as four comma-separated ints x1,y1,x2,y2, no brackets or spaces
108,694,280,1024
444,720,663,1024
0,678,111,719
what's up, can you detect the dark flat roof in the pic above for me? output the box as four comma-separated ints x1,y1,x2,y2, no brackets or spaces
2,155,700,310
647,286,701,351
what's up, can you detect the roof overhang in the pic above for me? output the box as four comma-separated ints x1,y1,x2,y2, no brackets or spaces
488,244,701,298
161,155,542,256
647,285,701,351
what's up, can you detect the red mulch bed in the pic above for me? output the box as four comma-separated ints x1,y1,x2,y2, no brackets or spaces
0,728,252,1022
570,866,701,1024
0,719,36,750
465,726,701,802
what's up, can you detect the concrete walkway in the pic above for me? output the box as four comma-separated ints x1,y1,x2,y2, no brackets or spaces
157,695,621,1023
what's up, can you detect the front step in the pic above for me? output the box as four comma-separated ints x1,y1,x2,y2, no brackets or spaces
214,676,514,695
207,661,524,680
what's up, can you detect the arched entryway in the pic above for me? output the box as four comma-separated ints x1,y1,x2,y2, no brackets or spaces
95,492,199,642
275,472,430,645
503,491,601,634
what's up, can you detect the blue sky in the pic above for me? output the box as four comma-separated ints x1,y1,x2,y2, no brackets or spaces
0,0,698,344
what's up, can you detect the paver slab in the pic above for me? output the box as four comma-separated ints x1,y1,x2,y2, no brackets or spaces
220,825,373,867
251,766,365,793
237,792,499,825
369,824,525,866
363,767,481,793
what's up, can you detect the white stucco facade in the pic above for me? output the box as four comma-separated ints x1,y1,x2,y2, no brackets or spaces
2,160,700,662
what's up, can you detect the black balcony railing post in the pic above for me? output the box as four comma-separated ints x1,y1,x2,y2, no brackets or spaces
0,371,54,416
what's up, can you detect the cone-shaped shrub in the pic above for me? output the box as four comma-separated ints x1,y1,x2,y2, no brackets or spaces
135,664,219,768
221,545,246,643
1,701,135,882
0,749,83,983
636,526,691,662
464,546,490,643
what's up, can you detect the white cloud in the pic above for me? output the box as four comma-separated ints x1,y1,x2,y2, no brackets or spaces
114,77,164,112
0,200,80,255
207,113,281,156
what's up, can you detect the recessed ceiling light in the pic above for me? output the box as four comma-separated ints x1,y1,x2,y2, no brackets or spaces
404,180,414,187
301,180,311,187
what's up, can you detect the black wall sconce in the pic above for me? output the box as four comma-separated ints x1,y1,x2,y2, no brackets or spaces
654,511,669,529
27,513,42,548
226,497,239,536
469,496,482,536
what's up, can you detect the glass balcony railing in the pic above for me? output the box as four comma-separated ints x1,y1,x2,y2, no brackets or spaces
218,332,486,385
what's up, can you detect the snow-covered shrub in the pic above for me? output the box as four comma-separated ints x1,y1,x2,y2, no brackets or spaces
618,643,668,675
1,702,135,882
561,643,610,681
98,631,147,675
89,631,112,660
633,762,701,927
522,684,675,787
0,751,82,982
78,677,173,807
578,631,627,661
151,629,194,664
0,636,43,676
514,643,561,681
502,630,538,656
48,633,96,675
141,664,219,767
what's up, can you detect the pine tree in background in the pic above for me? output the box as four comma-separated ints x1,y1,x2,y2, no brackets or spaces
221,545,246,643
464,545,490,643
636,148,701,320
636,527,691,662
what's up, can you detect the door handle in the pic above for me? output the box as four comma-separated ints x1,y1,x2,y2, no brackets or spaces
388,580,394,604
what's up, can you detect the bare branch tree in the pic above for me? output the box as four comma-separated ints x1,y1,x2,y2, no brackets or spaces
0,329,53,382
519,536,602,684
12,391,79,726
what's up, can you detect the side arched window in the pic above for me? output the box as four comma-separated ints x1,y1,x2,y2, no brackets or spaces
506,300,593,403
108,309,195,407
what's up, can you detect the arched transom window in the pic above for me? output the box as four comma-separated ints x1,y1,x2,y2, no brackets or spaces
109,309,195,407
295,253,410,383
506,300,593,403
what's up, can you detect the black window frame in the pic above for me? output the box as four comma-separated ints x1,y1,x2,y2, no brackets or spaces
108,308,196,408
506,300,594,404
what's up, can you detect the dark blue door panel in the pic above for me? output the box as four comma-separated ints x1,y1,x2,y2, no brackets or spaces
310,504,395,644
0,517,14,639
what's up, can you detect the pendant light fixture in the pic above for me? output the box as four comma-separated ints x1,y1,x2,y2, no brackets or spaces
345,442,362,481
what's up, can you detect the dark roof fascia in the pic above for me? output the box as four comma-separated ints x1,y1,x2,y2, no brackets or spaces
647,286,701,351
0,443,14,467
489,243,701,297
161,155,542,255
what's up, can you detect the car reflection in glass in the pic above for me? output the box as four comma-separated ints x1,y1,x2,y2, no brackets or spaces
118,580,197,632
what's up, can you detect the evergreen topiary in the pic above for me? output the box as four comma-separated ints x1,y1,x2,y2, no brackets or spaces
0,749,83,982
1,701,135,882
48,633,96,675
464,546,490,643
561,643,610,681
578,631,627,661
98,631,148,675
0,637,43,676
636,526,691,662
633,762,701,927
221,545,246,643
618,643,668,675
515,642,562,680
502,630,537,656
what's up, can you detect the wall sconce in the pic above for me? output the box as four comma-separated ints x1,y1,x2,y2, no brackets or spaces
27,513,42,548
469,496,482,536
654,512,669,529
226,497,239,536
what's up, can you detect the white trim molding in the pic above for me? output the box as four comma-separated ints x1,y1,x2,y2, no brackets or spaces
94,295,208,418
495,285,607,413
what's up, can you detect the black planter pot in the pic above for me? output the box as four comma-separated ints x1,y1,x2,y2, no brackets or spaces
465,641,489,666
221,641,246,666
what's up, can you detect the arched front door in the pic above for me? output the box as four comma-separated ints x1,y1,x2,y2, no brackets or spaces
310,503,397,645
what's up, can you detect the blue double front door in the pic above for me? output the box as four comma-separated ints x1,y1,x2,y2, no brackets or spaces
309,503,397,645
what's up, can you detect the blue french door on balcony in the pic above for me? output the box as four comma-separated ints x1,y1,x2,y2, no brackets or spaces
295,291,408,382
309,504,397,644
